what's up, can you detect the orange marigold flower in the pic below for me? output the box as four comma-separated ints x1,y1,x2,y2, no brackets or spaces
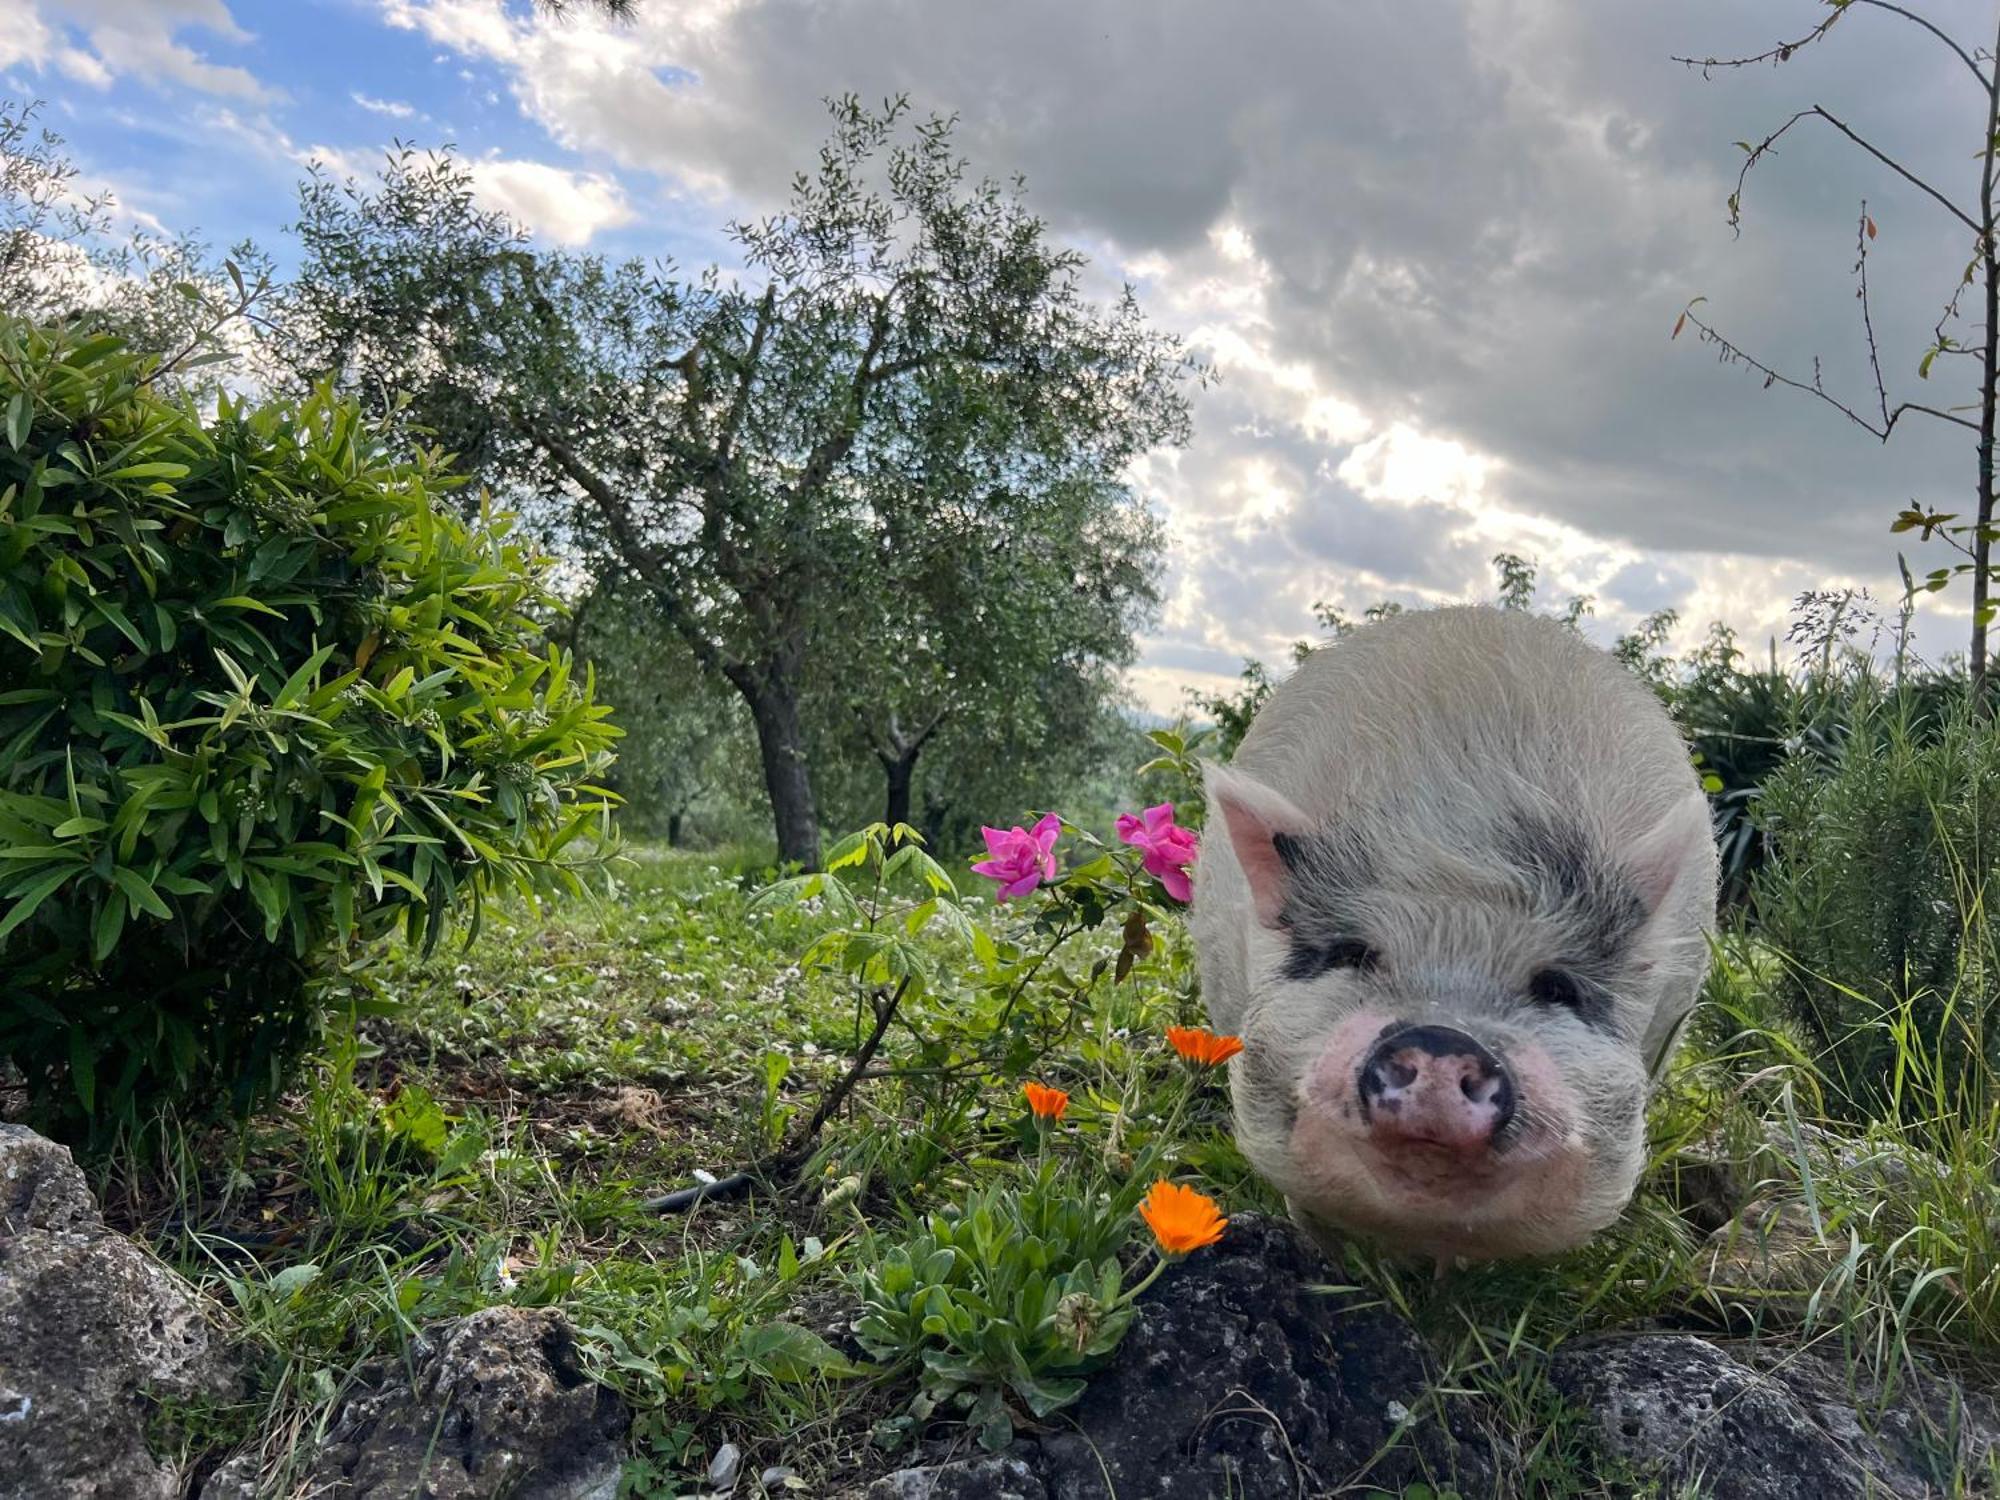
1023,1081,1070,1121
1166,1025,1245,1067
1140,1179,1227,1256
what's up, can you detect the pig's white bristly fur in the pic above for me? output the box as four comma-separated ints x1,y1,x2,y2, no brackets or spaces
1190,604,1720,1262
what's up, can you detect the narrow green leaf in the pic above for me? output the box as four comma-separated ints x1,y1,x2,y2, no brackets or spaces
109,866,173,920
92,598,148,652
273,643,335,710
67,1029,95,1114
92,896,126,961
0,866,75,943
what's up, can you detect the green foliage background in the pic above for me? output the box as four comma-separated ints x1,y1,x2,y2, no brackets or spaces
0,317,618,1132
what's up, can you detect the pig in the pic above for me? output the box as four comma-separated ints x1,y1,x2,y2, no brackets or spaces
1190,605,1718,1264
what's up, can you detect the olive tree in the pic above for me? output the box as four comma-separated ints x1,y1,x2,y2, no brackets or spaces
281,98,1196,868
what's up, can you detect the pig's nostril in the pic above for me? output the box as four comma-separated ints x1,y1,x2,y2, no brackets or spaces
1358,1024,1515,1146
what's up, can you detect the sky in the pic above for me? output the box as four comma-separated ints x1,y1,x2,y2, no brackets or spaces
5,0,1994,712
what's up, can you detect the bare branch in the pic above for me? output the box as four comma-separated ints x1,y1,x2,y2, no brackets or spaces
1671,7,1846,76
1853,202,1891,433
1853,1,1993,89
715,284,776,467
1726,107,1980,237
1673,1,1990,93
1677,302,1980,436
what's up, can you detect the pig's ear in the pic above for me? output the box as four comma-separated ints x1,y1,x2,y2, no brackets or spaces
1202,763,1315,928
1622,790,1715,917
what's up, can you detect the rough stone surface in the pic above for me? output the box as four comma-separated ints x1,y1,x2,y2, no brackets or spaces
866,1455,1048,1499
1552,1332,2000,1500
193,1451,262,1500
0,1121,99,1234
0,1126,237,1500
862,1214,1495,1500
307,1305,628,1499
852,1215,2000,1500
1699,1199,1843,1309
1669,1120,1948,1234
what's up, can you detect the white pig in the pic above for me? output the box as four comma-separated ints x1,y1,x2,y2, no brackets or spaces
1191,605,1718,1263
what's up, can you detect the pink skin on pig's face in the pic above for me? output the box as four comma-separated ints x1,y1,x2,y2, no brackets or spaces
1270,1010,1603,1262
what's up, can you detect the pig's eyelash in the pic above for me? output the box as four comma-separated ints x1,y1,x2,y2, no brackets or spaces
1322,938,1379,971
1525,966,1616,1030
1278,936,1380,983
1527,968,1584,1010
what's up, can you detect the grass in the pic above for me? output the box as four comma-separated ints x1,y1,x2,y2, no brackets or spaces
73,830,2000,1498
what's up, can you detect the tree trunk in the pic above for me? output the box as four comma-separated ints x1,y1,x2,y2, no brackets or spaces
918,787,952,851
742,676,821,870
870,709,945,836
667,810,684,847
880,747,919,831
1974,14,2000,709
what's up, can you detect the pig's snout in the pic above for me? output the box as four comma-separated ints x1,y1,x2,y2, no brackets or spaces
1358,1025,1515,1153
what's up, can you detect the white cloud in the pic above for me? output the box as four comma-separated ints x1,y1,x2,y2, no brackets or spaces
56,49,115,89
0,10,56,73
367,0,1993,704
467,157,635,246
380,0,525,62
1337,426,1493,513
351,92,417,120
11,0,271,100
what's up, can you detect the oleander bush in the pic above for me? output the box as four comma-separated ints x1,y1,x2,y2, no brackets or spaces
0,316,618,1134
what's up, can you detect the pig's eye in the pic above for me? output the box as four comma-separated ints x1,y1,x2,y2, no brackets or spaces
1323,939,1380,972
1528,968,1584,1011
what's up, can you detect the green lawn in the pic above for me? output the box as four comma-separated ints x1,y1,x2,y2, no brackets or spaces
102,840,2000,1497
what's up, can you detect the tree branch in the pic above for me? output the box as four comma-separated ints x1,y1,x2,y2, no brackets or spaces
716,284,777,468
775,976,911,1172
1854,202,1891,433
1674,1,1990,94
1676,303,1980,436
1726,107,1979,237
510,403,745,676
787,295,895,506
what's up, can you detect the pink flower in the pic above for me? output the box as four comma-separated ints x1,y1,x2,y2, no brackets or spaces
1116,802,1200,902
971,813,1063,901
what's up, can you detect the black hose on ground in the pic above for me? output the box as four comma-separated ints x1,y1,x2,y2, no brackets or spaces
642,1170,757,1213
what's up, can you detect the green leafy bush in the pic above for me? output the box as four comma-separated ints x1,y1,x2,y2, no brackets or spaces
0,317,617,1132
852,1158,1156,1451
1749,684,2000,1119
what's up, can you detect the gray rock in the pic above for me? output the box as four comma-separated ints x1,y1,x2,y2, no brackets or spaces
1552,1332,2000,1499
865,1455,1047,1499
0,1126,237,1500
1699,1199,1842,1312
194,1451,262,1500
1670,1119,1948,1233
1036,1215,1492,1498
0,1122,99,1235
308,1305,628,1499
864,1214,1493,1500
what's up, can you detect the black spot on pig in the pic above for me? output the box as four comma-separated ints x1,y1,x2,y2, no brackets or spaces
1502,809,1645,962
1274,825,1381,981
